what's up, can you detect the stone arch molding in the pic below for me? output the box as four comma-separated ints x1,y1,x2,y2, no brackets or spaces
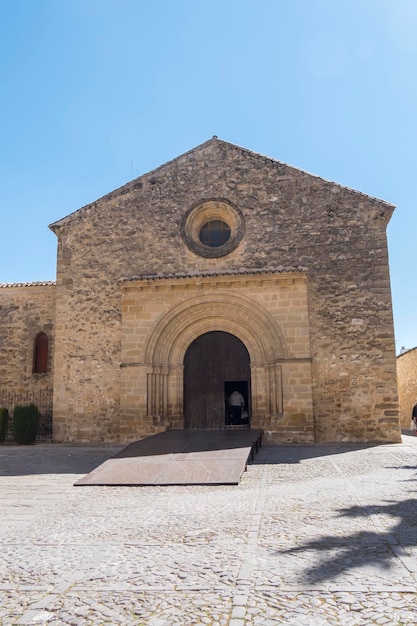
145,291,288,367
144,291,288,421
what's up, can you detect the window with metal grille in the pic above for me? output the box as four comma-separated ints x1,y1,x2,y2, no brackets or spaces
33,333,48,373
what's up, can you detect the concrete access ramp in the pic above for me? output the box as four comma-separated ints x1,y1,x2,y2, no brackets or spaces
74,429,263,486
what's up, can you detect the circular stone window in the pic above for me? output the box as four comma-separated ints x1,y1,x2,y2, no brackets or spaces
199,220,231,247
181,199,244,258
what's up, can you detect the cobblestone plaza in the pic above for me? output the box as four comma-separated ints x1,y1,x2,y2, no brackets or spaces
1,435,417,625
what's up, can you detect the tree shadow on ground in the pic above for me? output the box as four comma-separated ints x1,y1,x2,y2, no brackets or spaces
277,494,417,584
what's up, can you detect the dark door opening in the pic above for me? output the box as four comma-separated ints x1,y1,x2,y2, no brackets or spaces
224,381,250,426
184,331,251,429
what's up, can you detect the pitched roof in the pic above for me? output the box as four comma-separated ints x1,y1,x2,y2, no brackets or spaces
397,346,417,358
49,136,394,232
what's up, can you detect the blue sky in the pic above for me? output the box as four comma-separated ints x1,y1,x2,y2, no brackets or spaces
1,0,416,353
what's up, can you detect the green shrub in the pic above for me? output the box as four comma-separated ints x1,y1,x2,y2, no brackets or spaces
12,404,39,444
0,407,9,443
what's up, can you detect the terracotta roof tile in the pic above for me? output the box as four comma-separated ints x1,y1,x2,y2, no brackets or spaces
121,266,306,283
0,281,56,288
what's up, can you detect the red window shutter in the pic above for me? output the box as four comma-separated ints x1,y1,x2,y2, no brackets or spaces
34,333,48,373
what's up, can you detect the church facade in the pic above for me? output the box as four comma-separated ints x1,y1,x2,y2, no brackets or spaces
0,138,401,444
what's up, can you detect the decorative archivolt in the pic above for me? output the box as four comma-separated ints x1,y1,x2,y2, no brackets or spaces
145,291,288,367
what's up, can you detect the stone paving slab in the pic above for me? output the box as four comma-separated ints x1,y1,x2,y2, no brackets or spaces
1,435,417,624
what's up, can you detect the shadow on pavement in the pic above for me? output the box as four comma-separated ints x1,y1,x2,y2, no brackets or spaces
0,444,124,476
1,432,414,477
251,442,381,464
277,493,417,584
251,431,417,465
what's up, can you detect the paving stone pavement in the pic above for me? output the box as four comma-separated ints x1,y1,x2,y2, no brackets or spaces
1,434,417,625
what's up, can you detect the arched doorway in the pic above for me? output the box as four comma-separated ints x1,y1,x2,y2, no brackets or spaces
184,331,251,429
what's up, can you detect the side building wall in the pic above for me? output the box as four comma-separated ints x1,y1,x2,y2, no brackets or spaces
397,348,417,427
0,282,56,420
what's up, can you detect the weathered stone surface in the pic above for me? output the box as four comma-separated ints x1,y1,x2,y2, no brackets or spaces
397,347,417,426
0,282,55,393
0,138,400,443
2,438,417,624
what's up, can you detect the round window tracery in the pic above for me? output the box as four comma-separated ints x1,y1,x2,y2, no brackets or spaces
181,199,244,258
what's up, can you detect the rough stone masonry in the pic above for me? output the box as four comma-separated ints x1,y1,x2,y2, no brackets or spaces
0,137,401,444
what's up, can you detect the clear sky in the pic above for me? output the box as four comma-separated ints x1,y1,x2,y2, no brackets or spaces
1,0,416,354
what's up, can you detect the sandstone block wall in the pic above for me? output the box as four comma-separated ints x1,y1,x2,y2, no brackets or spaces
397,348,417,427
119,271,314,444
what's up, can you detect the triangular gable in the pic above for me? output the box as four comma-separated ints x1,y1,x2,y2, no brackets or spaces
49,136,394,233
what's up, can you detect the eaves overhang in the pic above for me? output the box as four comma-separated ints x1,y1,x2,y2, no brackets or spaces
0,280,56,288
120,265,307,286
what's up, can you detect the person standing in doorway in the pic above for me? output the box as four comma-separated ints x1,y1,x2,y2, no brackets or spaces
229,390,245,425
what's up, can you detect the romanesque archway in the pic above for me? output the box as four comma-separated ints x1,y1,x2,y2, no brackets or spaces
143,292,287,425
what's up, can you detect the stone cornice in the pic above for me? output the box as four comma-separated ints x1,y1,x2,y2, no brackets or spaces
121,266,307,291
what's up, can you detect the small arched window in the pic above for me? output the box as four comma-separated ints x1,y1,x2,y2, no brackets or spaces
33,332,48,374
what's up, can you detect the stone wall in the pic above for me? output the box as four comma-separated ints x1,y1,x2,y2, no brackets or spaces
397,348,417,427
48,138,400,443
119,271,313,444
0,282,55,394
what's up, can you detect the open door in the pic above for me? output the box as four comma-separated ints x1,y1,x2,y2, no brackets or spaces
224,381,250,425
184,331,251,429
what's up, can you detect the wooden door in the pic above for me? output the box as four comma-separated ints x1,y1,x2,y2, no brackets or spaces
184,331,250,429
